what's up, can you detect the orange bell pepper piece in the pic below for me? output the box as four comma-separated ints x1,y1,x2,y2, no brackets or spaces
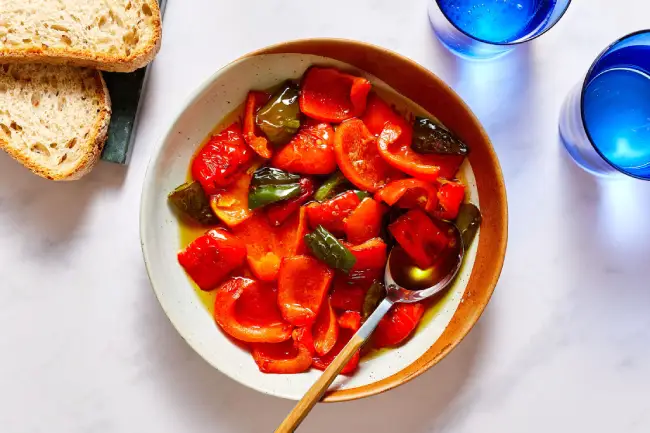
299,67,371,123
343,197,385,244
248,253,282,282
271,119,337,175
277,255,334,326
231,212,277,280
374,178,438,213
334,118,403,192
312,299,339,356
377,123,465,182
177,228,247,291
209,162,260,228
373,303,424,348
275,206,309,256
243,91,273,158
213,277,292,343
252,331,313,374
232,207,308,281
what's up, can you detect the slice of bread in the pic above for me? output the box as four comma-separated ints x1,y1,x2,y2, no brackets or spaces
0,0,162,73
0,64,111,180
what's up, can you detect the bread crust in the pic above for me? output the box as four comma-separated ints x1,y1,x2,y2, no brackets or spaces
0,0,162,73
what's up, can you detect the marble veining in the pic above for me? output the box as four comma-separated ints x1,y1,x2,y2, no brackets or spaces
1,0,650,432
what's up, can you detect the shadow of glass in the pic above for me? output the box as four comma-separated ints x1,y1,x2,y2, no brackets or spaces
558,141,650,281
454,46,535,178
556,140,650,338
427,27,537,182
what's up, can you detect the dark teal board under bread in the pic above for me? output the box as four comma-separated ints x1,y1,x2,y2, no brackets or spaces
100,0,167,164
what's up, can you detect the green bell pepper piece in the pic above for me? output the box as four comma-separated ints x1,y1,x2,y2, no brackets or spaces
354,190,370,201
255,81,301,146
362,280,386,320
168,181,218,225
411,117,468,156
251,166,300,187
248,183,302,210
304,225,357,273
314,172,350,202
455,203,482,248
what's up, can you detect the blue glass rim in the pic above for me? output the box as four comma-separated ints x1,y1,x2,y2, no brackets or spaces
433,0,573,47
579,29,650,181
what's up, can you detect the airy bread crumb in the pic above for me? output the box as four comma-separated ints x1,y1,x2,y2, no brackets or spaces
0,0,162,72
0,63,111,180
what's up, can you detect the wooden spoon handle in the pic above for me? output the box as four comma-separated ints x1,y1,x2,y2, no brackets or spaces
275,297,394,433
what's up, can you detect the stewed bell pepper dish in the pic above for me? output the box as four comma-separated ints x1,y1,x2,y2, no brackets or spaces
169,66,482,375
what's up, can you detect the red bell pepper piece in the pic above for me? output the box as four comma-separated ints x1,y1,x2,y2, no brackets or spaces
346,237,388,283
334,118,403,192
313,324,361,374
388,209,453,269
243,91,272,159
377,123,465,182
361,93,413,148
232,207,308,281
338,311,362,331
434,181,466,221
329,278,367,312
277,255,334,326
299,67,371,123
213,277,292,343
373,303,424,348
192,122,253,194
252,331,313,374
209,161,260,228
266,177,315,227
292,327,315,354
312,299,339,356
177,228,247,291
306,190,361,236
374,178,438,213
271,119,337,175
343,197,384,244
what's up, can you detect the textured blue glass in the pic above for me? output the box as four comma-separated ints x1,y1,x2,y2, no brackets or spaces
429,0,571,60
559,31,650,180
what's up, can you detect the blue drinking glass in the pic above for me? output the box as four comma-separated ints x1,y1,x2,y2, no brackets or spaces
559,31,650,180
429,0,571,60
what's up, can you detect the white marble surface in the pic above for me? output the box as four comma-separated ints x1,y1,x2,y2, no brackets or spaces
1,0,649,432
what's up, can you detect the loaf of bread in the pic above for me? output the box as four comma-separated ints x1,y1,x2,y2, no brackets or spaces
0,0,162,72
0,64,111,180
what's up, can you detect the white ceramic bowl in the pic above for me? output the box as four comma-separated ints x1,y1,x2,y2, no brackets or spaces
141,40,507,402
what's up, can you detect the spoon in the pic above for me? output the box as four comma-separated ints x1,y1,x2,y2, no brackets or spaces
275,222,465,433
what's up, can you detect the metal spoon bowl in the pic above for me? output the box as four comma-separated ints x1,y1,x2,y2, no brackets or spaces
276,223,465,433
